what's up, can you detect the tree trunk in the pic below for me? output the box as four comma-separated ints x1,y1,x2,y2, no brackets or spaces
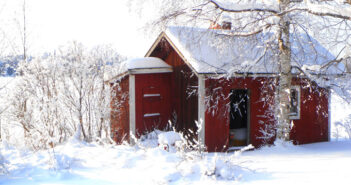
78,78,88,141
276,0,292,141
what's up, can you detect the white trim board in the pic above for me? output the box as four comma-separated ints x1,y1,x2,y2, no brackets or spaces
198,74,206,147
289,86,301,120
129,68,173,74
328,88,331,141
129,74,136,144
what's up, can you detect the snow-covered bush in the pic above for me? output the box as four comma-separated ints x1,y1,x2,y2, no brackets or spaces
131,127,198,154
7,57,66,149
158,131,182,152
0,152,7,175
130,128,253,180
131,129,183,153
202,145,253,180
4,43,123,149
342,116,351,139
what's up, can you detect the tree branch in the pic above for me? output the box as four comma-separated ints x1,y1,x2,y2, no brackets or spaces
208,0,278,14
283,8,351,20
321,46,348,70
208,0,351,20
214,24,273,37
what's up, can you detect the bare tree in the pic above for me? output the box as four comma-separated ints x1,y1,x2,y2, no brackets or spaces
4,42,123,148
132,0,351,141
21,0,27,62
0,0,30,58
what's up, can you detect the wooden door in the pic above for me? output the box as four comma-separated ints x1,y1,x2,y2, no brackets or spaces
135,73,171,136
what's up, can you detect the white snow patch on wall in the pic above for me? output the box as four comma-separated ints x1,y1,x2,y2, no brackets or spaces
143,113,160,117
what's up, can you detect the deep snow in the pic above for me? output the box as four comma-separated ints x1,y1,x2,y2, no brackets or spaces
0,137,350,185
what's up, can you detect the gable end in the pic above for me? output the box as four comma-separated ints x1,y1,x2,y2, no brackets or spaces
145,32,199,76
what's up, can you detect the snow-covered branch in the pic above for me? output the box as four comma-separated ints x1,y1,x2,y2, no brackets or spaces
224,24,273,37
285,7,351,20
291,1,351,20
209,0,279,14
209,0,351,19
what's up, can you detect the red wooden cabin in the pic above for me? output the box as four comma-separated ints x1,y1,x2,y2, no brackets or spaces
106,27,330,152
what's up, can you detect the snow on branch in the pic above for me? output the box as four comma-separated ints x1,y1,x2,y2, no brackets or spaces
221,24,273,37
209,0,279,14
209,0,351,20
286,1,351,20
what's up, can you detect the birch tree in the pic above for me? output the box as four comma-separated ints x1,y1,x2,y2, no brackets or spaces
132,0,351,141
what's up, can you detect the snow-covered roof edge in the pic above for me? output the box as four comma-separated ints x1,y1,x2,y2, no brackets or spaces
104,57,172,83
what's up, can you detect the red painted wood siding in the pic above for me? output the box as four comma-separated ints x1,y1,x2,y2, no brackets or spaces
290,78,329,144
135,73,172,137
205,77,276,151
204,77,329,151
110,76,130,143
150,43,198,136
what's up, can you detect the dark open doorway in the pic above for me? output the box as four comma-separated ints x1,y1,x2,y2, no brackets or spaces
229,89,249,147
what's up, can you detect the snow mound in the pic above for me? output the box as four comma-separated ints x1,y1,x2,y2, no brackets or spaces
158,131,182,146
138,130,162,148
137,130,183,152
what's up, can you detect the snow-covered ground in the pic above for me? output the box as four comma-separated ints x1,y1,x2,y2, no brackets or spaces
0,137,350,185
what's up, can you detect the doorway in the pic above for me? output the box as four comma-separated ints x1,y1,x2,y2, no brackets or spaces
229,89,249,147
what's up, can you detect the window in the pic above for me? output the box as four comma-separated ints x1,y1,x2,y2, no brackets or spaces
289,86,300,120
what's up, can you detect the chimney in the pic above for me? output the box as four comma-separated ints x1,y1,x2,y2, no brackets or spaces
209,21,232,30
221,21,232,30
209,15,232,30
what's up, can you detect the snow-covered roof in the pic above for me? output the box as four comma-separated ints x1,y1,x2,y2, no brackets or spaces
126,57,171,70
148,26,340,75
163,26,277,74
104,57,172,82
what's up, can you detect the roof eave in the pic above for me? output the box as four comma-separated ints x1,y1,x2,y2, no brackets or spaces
128,67,173,74
104,71,128,84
